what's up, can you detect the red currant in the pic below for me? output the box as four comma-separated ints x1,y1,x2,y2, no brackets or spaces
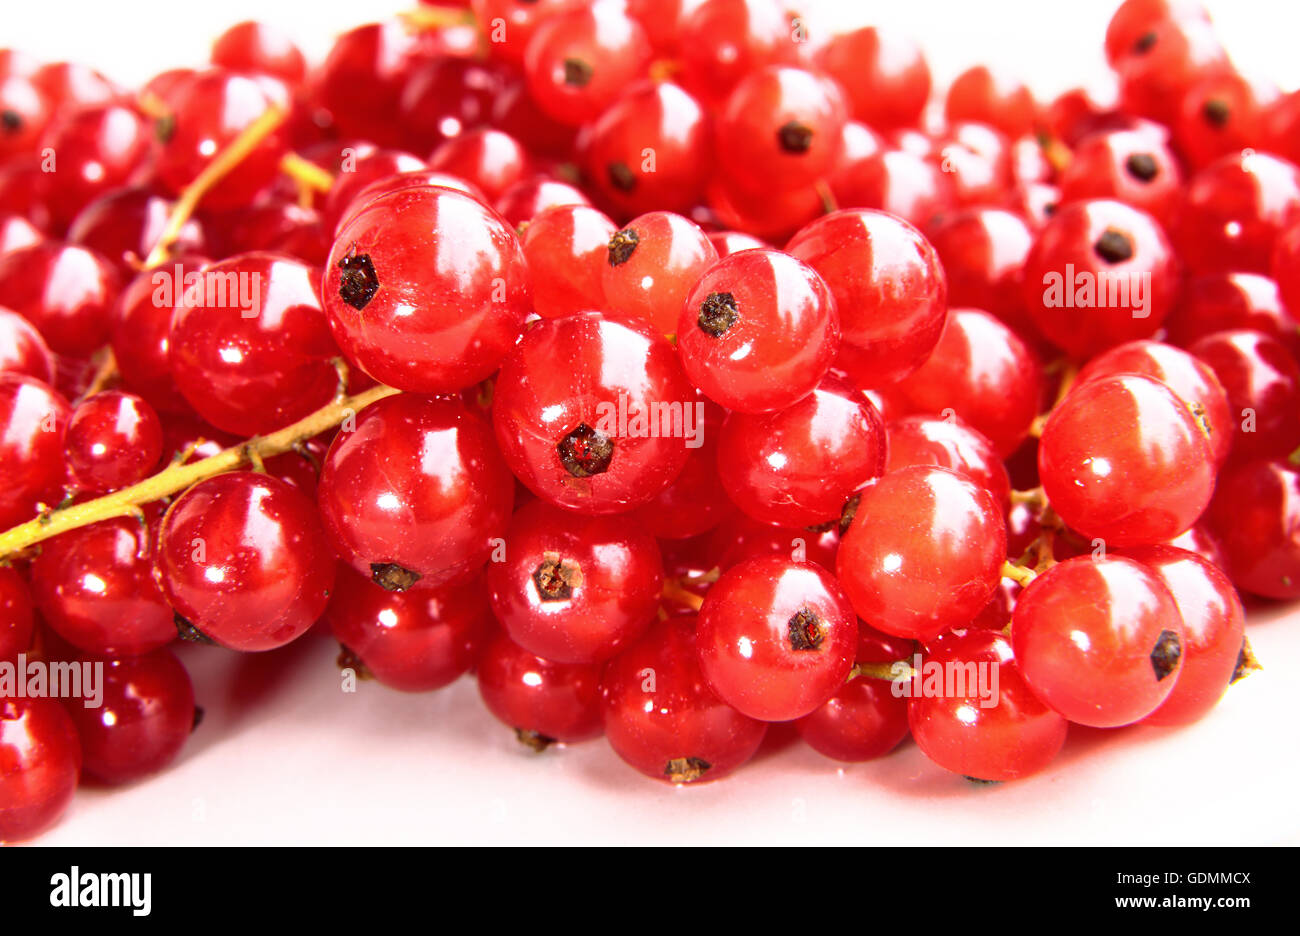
0,374,69,529
601,210,717,336
523,203,616,319
0,241,120,356
1206,457,1300,599
476,632,605,746
817,26,929,132
0,696,81,842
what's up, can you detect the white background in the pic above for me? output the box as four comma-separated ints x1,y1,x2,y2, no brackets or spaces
6,0,1299,844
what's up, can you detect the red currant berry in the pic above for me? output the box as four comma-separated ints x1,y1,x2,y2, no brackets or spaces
717,373,886,528
494,176,591,228
886,415,1011,508
601,616,768,784
601,210,717,336
472,0,575,68
493,311,694,513
0,696,81,842
678,247,839,413
1057,127,1183,228
1189,329,1300,463
0,566,35,662
677,0,799,108
66,649,194,785
31,61,120,112
325,185,530,393
0,73,52,160
327,564,491,692
488,499,663,663
158,471,335,651
35,104,151,228
817,26,930,132
319,394,514,590
0,306,54,384
707,230,765,256
706,509,838,574
838,466,1007,642
68,186,207,279
909,629,1068,781
1120,544,1244,726
1022,199,1177,358
311,22,419,147
321,147,427,231
64,391,162,493
0,212,41,256
429,127,531,202
211,20,306,85
926,207,1035,337
1114,14,1227,126
787,208,947,387
0,374,69,529
523,204,616,319
1206,457,1300,599
0,241,119,356
705,172,823,242
629,396,730,539
1170,271,1300,362
476,632,605,746
1011,555,1185,727
945,65,1036,139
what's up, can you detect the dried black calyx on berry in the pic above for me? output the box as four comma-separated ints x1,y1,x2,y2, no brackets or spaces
787,608,824,651
1230,636,1261,684
777,120,814,154
563,58,593,87
964,776,1001,785
191,705,206,732
338,248,380,311
557,422,614,477
607,227,640,266
1134,31,1157,54
1149,629,1182,681
370,562,422,592
1125,152,1159,182
1,109,22,134
533,551,583,601
697,291,739,337
804,518,836,534
336,644,373,679
515,729,556,752
664,756,711,783
838,492,862,536
1094,228,1134,263
607,161,636,192
1203,98,1231,127
174,613,216,645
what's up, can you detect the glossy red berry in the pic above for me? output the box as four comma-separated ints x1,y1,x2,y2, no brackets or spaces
493,311,694,513
787,208,947,387
472,0,573,68
36,104,151,228
0,566,35,662
717,373,886,528
325,186,530,393
1189,329,1300,463
925,207,1035,336
65,649,194,785
488,499,663,663
1011,555,1185,727
158,471,335,651
944,65,1036,139
1120,545,1244,726
678,0,799,107
837,466,1007,642
1206,457,1300,599
696,555,857,721
706,509,838,574
0,241,120,356
1057,127,1183,228
327,564,492,692
677,247,839,413
318,394,514,590
706,172,824,242
886,415,1010,508
601,616,768,784
1174,70,1274,172
0,306,54,383
522,204,616,319
629,396,730,539
1113,14,1227,126
707,230,765,256
428,127,531,202
494,176,591,228
321,147,427,230
601,210,717,336
0,374,69,529
817,26,930,132
67,186,207,279
0,73,51,160
909,629,1068,781
64,391,163,493
0,697,81,842
1022,199,1177,358
476,633,605,746
1171,271,1300,361
211,20,306,85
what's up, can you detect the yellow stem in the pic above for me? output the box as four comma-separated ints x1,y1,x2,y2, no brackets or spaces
0,383,400,559
143,103,287,269
849,660,914,682
1001,561,1038,588
399,5,476,31
80,348,120,401
280,151,335,195
661,579,704,613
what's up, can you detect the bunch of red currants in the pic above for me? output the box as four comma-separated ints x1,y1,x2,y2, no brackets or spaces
1,0,1297,841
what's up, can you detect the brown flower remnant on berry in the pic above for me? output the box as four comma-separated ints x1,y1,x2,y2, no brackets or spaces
788,608,824,651
664,756,711,783
533,551,583,601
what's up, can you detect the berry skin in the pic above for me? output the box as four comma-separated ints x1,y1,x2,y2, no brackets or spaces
0,697,81,843
1174,70,1274,173
908,629,1068,782
717,373,887,528
886,415,1011,509
706,509,839,575
476,633,605,746
716,66,848,196
0,306,55,384
837,466,1007,642
494,176,591,228
158,471,335,652
487,499,663,664
321,147,428,231
891,308,1044,458
1189,329,1300,464
817,26,930,132
35,103,151,229
29,515,175,657
493,311,694,514
318,394,514,590
629,396,730,539
696,555,858,721
0,374,70,530
582,80,710,218
313,22,419,147
67,186,207,280
324,186,531,394
429,127,531,202
1171,271,1300,362
65,391,163,494
0,241,120,356
523,1,651,128
1206,457,1300,600
1114,14,1227,127
601,211,717,336
1021,198,1177,359
1074,339,1233,467
787,208,948,387
1120,545,1245,727
1057,128,1183,228
333,169,487,234
65,650,195,785
925,207,1035,337
0,73,52,160
601,616,768,784
1011,555,1185,728
944,65,1036,139
677,0,799,108
211,20,307,85
1039,373,1216,547
1175,151,1300,276
677,247,839,413
327,565,492,693
0,566,35,662
522,204,617,319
